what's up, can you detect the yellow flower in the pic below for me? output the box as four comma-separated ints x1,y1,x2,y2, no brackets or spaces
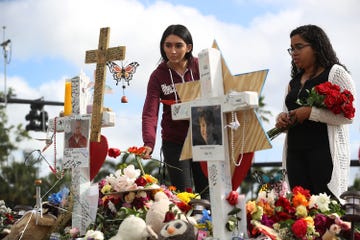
304,216,314,227
246,201,257,215
101,184,112,194
144,174,158,184
252,206,263,221
177,192,198,204
295,205,308,218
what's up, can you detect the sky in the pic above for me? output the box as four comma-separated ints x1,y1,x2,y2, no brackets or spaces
0,0,359,181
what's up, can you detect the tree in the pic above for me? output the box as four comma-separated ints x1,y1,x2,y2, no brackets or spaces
0,89,35,207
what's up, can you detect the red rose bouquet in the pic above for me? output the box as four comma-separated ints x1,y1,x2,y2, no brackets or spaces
267,82,355,140
297,81,355,119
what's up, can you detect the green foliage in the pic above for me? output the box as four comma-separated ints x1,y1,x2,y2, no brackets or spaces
297,88,326,107
256,95,272,123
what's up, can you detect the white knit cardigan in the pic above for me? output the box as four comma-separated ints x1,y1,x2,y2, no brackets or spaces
281,64,356,200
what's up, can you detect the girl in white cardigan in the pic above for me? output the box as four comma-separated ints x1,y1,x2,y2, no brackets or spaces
276,25,356,200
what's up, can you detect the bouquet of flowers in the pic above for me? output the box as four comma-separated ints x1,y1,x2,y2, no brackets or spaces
246,184,359,240
0,200,14,237
267,81,355,140
86,146,203,239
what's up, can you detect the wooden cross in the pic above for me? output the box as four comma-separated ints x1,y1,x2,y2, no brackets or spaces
85,27,125,142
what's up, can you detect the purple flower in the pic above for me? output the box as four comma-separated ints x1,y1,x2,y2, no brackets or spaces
261,214,274,227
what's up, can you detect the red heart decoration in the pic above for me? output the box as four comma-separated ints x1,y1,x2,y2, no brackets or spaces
90,135,108,181
199,152,254,191
231,152,254,190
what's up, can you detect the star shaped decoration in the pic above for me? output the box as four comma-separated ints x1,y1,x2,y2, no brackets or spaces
175,40,271,175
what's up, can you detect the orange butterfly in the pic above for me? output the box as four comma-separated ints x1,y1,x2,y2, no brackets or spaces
106,61,139,86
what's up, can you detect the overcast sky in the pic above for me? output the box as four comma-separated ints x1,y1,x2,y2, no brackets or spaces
0,0,359,179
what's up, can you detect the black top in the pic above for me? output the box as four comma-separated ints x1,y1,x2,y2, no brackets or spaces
285,67,331,150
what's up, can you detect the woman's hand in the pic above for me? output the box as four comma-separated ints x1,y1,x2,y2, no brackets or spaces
275,112,293,129
289,107,311,124
143,146,153,159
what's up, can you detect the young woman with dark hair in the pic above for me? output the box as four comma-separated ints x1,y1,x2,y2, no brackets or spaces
142,24,209,199
276,24,356,200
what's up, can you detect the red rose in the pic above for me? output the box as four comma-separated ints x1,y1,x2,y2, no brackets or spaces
108,148,121,158
226,190,239,206
315,82,332,95
163,211,176,223
342,103,355,119
176,201,192,213
132,196,149,209
342,89,354,102
324,93,337,108
135,176,147,187
291,219,308,238
330,83,340,92
292,186,310,198
330,104,342,115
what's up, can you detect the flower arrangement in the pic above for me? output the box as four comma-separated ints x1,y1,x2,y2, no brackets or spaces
246,184,359,240
86,146,203,239
0,200,14,237
225,190,242,232
267,82,355,140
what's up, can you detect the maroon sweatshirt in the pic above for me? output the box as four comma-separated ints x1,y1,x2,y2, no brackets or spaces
142,58,199,150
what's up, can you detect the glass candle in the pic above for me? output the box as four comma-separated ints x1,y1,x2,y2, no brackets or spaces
64,80,72,116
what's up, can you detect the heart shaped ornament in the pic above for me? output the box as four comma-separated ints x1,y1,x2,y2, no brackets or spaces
90,135,108,180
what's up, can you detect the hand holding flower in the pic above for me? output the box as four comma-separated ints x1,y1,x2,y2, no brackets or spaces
143,146,152,159
289,106,311,124
275,112,293,129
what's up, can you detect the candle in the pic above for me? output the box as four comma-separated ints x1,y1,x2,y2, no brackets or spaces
64,80,72,116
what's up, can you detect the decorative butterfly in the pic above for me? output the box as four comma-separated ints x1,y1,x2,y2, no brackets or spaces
106,61,139,86
252,169,287,191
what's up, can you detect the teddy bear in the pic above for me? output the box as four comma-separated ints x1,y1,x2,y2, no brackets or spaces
145,191,197,236
109,215,157,240
2,210,57,240
158,219,196,240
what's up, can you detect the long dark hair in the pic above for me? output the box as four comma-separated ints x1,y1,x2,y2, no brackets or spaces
159,24,194,62
289,24,347,78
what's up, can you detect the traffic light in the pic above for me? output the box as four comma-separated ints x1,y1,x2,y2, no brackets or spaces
25,101,48,131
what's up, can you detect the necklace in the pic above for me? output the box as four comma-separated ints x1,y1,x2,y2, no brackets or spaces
167,60,188,75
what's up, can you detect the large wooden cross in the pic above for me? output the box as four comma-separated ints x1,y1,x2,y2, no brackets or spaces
85,27,125,142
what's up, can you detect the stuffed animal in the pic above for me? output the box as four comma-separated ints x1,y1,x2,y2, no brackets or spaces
158,219,196,240
145,191,196,236
109,215,157,240
146,191,174,235
2,210,57,240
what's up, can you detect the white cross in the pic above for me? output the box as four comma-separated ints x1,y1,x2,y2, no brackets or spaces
48,73,115,235
171,47,269,239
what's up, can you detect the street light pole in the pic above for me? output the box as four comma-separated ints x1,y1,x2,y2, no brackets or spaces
1,26,11,107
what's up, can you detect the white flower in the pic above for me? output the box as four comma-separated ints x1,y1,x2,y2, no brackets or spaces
123,165,141,181
309,193,330,212
84,230,104,240
257,190,275,205
106,165,141,192
108,201,117,213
